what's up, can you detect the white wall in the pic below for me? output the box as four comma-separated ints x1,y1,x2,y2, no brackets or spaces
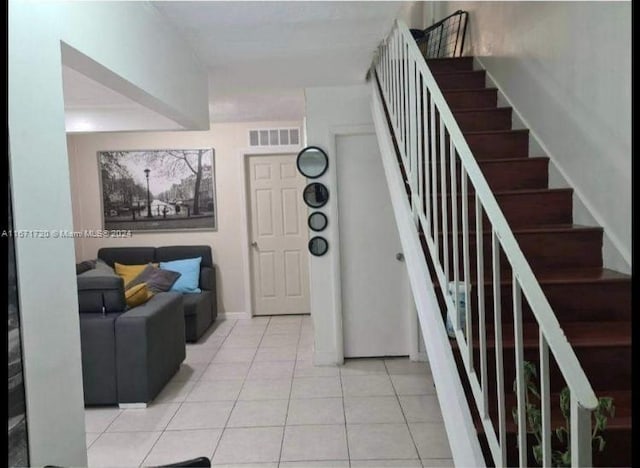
8,2,208,465
304,84,376,364
433,1,631,272
68,121,303,318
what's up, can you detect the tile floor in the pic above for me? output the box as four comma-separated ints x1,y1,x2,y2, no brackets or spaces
85,315,453,467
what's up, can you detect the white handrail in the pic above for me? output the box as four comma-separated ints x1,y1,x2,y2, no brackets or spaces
373,18,598,467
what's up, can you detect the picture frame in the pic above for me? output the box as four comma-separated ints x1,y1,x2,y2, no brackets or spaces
97,148,217,232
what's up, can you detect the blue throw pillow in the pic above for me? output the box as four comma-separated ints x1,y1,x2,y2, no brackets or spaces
159,257,202,293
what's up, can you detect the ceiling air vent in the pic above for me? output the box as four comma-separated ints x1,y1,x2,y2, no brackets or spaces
249,128,300,147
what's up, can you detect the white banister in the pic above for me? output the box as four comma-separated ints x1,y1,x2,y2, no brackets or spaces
372,18,598,467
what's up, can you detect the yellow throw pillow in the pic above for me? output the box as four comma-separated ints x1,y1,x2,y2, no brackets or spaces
115,262,158,287
124,283,153,308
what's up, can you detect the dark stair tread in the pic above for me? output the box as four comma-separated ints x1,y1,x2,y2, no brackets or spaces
463,128,529,136
438,187,572,197
432,70,486,77
443,87,498,93
432,267,630,287
430,224,602,236
450,321,631,349
477,390,631,432
453,106,512,113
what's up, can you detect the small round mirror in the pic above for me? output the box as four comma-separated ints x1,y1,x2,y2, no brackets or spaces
308,212,328,232
303,183,329,208
309,236,329,256
297,146,329,179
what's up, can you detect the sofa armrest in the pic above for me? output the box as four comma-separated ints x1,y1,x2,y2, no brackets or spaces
115,292,186,404
77,271,125,313
199,266,215,291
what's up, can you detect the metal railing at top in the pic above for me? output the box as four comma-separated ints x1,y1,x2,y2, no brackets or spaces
373,18,598,468
411,10,468,59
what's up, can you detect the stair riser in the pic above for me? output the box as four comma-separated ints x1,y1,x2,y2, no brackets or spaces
454,109,513,132
426,57,474,72
434,71,486,89
425,158,550,192
435,230,604,274
443,89,498,109
465,131,530,158
433,191,574,229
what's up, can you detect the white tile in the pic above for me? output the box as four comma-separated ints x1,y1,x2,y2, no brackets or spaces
259,333,300,348
384,358,430,375
294,360,339,378
268,315,303,325
228,327,267,337
421,459,455,467
152,380,196,404
142,429,221,466
254,346,298,362
281,425,348,461
85,432,101,448
280,462,349,468
390,374,436,396
84,407,122,433
222,335,263,348
295,348,314,361
409,422,452,459
201,362,251,381
185,346,219,364
247,361,295,380
344,397,405,424
286,398,345,425
341,375,395,397
351,460,422,467
399,395,444,423
238,379,292,401
213,347,258,363
290,377,342,399
212,427,284,464
340,359,387,376
87,431,161,467
347,423,418,460
167,401,235,430
186,379,244,402
211,464,278,468
172,362,208,382
227,399,288,427
107,403,180,432
234,317,269,327
264,324,300,336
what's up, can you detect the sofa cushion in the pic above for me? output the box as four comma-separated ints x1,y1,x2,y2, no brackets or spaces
124,283,153,308
77,261,126,313
98,247,156,268
156,245,213,268
182,290,212,317
127,264,182,294
76,259,97,275
160,257,202,294
115,262,157,287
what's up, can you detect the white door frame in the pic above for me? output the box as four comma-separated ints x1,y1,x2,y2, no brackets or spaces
238,147,303,319
323,124,420,362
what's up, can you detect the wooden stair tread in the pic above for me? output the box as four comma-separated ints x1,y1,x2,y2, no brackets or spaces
449,321,631,350
475,390,632,433
432,267,630,286
437,187,572,197
463,128,529,136
428,224,602,236
443,87,498,93
453,106,512,113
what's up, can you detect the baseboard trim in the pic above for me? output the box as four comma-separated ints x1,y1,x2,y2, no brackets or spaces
118,403,147,409
410,352,429,362
218,311,252,320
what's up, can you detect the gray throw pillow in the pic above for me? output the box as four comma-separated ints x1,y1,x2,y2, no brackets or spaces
127,263,181,293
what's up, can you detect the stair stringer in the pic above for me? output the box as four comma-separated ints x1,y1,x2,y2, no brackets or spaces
370,79,486,468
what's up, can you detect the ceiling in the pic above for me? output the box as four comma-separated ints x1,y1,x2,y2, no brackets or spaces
63,1,404,131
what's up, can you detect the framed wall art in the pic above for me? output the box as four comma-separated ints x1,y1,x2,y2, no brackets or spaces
97,148,217,232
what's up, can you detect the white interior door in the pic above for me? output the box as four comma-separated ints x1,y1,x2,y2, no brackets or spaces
337,133,411,357
248,154,310,316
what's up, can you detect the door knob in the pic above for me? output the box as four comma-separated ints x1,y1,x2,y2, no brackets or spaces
251,241,258,248
396,252,404,262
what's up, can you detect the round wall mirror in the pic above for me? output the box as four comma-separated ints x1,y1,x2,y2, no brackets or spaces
308,212,328,232
303,183,329,208
308,236,329,256
296,146,329,179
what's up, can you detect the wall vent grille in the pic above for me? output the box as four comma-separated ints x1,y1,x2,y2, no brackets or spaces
249,128,300,147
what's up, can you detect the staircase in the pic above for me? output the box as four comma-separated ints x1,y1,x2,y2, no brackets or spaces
371,19,631,468
424,56,631,467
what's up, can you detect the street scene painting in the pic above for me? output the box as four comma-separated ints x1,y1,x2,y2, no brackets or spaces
98,149,217,232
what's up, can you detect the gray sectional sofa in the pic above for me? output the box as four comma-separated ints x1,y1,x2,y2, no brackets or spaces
76,245,217,406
